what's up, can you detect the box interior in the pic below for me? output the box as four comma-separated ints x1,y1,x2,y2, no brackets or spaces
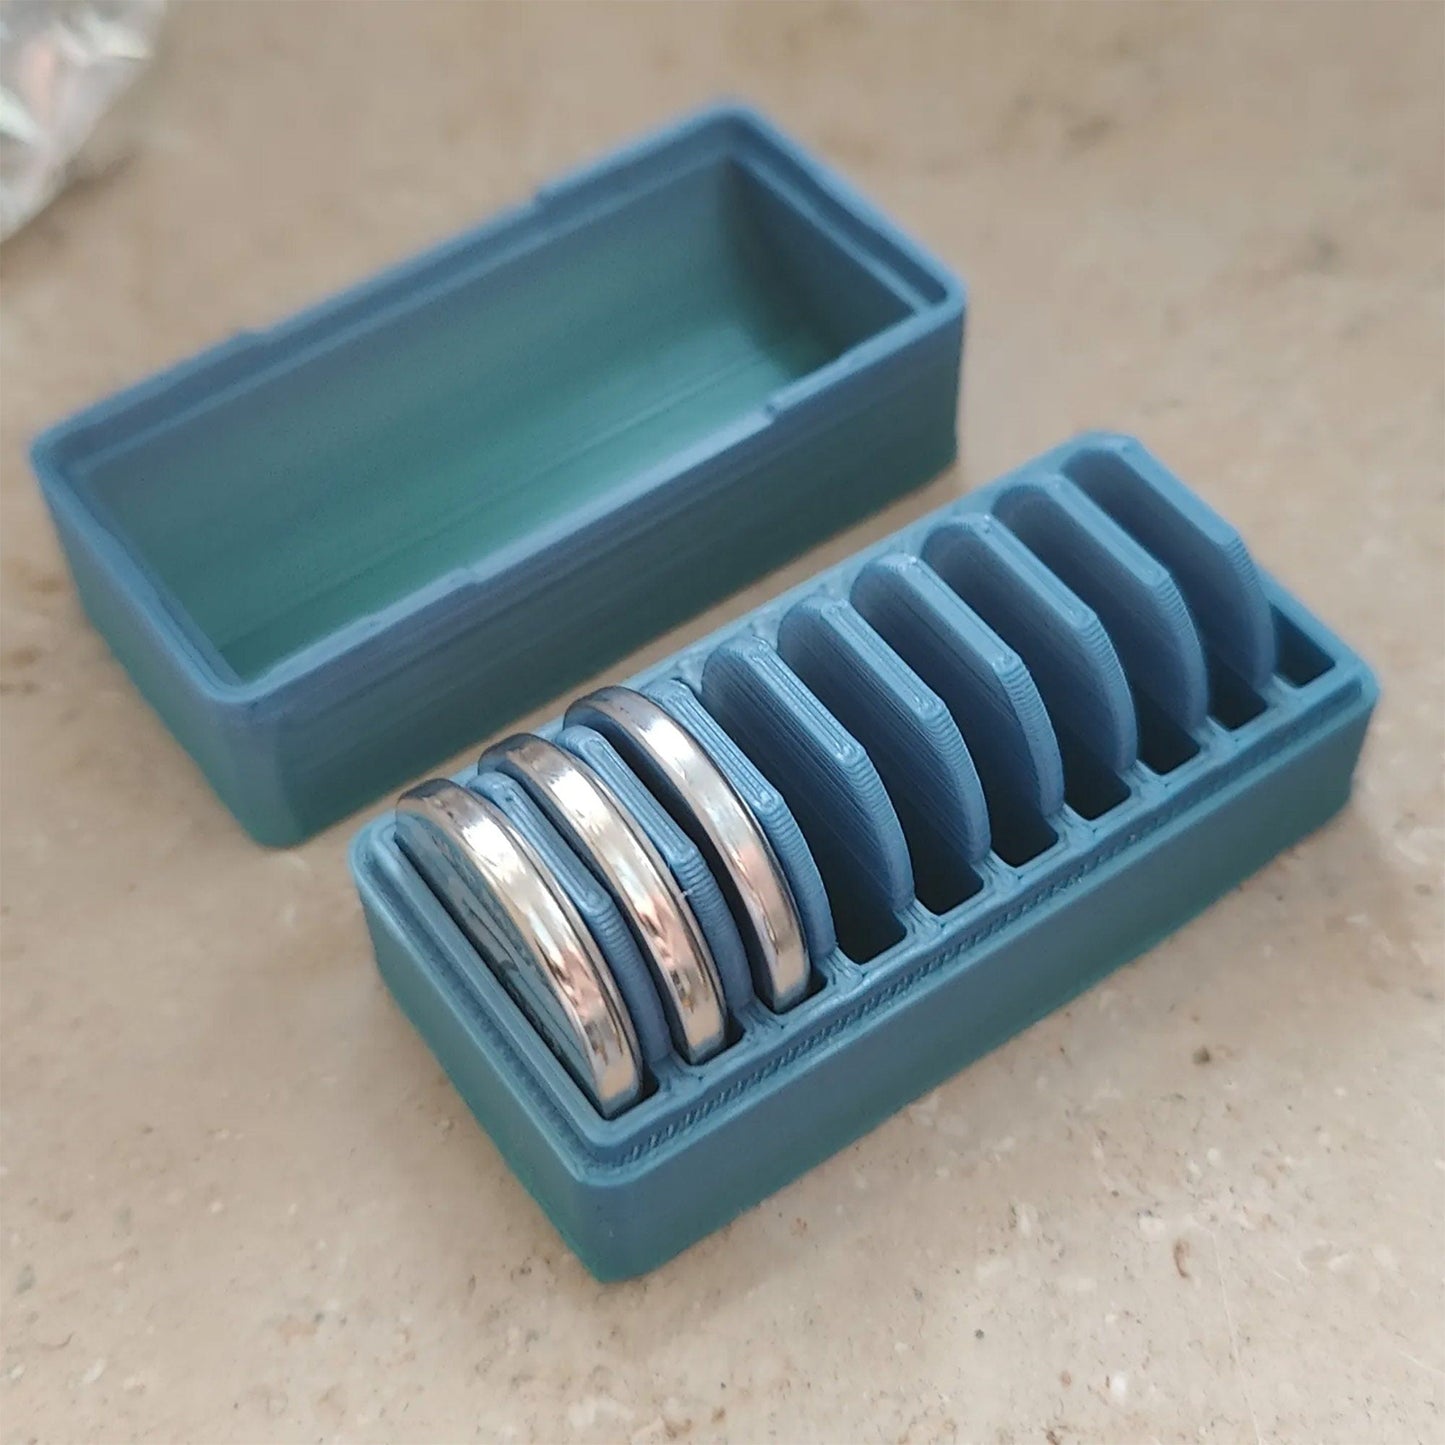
69,158,918,681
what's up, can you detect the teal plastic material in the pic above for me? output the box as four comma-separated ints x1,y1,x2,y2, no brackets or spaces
350,433,1378,1279
29,104,964,844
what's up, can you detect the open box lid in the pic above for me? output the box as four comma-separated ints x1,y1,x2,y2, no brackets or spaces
31,103,965,844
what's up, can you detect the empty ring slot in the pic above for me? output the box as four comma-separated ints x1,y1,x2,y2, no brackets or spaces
922,516,1135,821
851,553,1063,867
556,725,756,1027
469,770,673,1071
777,595,987,912
1273,606,1336,688
1062,438,1278,691
645,679,838,965
701,637,912,961
1203,655,1269,729
992,476,1208,774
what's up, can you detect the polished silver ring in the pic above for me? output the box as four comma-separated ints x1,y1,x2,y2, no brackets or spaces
395,778,642,1117
481,735,728,1064
567,686,810,1010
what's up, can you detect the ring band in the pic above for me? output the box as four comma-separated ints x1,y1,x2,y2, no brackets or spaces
481,735,728,1064
395,779,643,1116
567,686,811,1010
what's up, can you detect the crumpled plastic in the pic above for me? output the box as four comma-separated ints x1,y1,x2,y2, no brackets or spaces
0,0,164,239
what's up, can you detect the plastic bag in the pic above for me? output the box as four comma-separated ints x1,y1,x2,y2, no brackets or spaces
0,0,164,239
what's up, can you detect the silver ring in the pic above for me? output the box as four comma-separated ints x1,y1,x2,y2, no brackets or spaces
395,779,642,1117
481,735,728,1064
568,686,810,1010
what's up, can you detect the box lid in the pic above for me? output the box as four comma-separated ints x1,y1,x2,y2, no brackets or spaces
31,103,966,843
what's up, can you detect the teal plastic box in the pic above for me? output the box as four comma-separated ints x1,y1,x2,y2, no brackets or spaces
30,104,964,843
351,432,1377,1280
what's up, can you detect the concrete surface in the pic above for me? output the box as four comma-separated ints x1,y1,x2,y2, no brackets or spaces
1,3,1441,1442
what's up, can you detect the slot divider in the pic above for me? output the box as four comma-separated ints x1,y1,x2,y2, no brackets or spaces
991,474,1211,737
699,635,915,961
